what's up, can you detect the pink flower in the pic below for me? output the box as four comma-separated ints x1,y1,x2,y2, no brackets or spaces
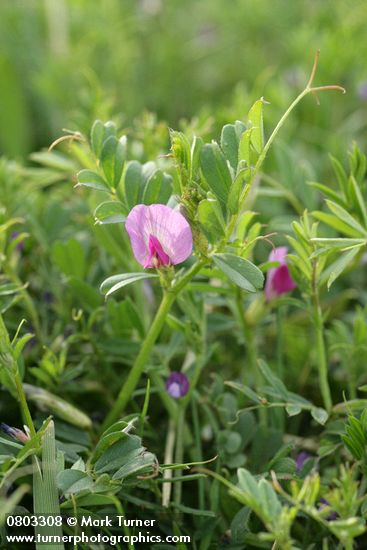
125,204,193,269
265,246,296,300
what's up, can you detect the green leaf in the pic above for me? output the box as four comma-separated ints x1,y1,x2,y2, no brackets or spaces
197,196,225,243
330,154,348,196
112,451,156,480
94,434,143,473
13,333,34,360
76,169,110,193
221,124,238,170
311,407,328,425
218,431,242,455
326,200,367,236
190,135,203,179
101,135,126,188
258,360,288,400
61,494,116,508
326,247,360,289
200,142,232,208
225,381,262,404
142,170,172,205
159,173,174,204
247,99,265,154
360,410,367,435
285,404,302,416
212,254,264,292
313,211,362,238
92,430,129,464
309,182,346,205
342,435,364,460
90,120,117,159
228,168,250,215
100,272,158,298
124,160,144,209
33,421,64,549
90,120,105,157
349,175,367,226
238,128,254,166
94,201,127,225
311,238,366,249
258,478,282,520
57,470,94,495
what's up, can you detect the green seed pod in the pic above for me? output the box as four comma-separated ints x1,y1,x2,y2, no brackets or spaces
23,384,92,430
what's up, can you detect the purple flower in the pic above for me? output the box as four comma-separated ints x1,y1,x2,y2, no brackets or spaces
295,451,311,472
166,372,189,399
265,246,296,301
0,423,30,444
125,204,193,269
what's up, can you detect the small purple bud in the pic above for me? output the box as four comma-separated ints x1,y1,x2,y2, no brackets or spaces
265,246,296,301
295,451,311,472
319,498,338,521
1,423,30,444
165,372,189,399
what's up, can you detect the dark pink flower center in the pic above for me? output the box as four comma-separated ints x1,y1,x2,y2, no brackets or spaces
272,264,296,295
145,234,171,268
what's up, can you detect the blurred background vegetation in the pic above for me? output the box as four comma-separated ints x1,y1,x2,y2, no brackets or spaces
1,0,367,163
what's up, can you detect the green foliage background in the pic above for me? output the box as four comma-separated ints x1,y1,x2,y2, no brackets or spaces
0,0,366,162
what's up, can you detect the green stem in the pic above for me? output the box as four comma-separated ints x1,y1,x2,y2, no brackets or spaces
235,289,266,425
313,302,332,412
311,265,332,412
14,370,37,439
275,307,285,430
101,290,175,431
276,307,284,380
162,419,175,507
100,260,205,432
235,290,256,381
191,396,205,510
173,406,185,508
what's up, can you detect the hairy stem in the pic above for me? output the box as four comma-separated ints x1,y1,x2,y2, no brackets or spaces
14,370,37,439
